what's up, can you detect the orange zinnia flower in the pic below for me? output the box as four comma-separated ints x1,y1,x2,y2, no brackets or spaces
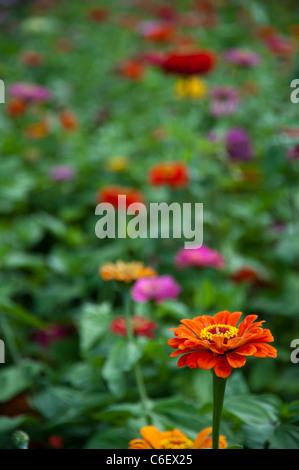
129,426,227,449
149,162,189,188
99,260,157,283
97,185,145,209
168,311,277,378
59,110,79,131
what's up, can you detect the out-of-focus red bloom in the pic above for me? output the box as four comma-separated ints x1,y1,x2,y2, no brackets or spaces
31,323,75,349
97,185,145,209
0,393,39,419
118,60,145,80
20,50,44,67
152,3,177,20
110,315,156,339
137,20,175,42
229,267,262,284
157,50,216,76
149,162,189,188
48,435,64,449
59,109,79,131
6,98,27,117
86,7,109,23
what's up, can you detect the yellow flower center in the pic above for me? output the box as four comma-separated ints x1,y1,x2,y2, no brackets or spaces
160,437,193,449
200,324,238,341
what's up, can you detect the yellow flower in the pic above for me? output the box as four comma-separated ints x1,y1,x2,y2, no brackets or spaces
99,260,157,283
105,155,130,172
129,426,227,449
175,77,208,99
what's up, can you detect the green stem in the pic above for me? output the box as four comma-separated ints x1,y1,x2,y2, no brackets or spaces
212,372,227,449
124,290,151,425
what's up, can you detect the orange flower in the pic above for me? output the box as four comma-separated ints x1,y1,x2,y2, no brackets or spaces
6,98,27,117
25,121,50,139
118,60,145,80
59,110,79,131
129,426,227,449
149,162,189,188
168,311,277,378
97,185,145,209
99,260,157,283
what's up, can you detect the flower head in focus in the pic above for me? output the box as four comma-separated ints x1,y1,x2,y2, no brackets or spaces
132,275,181,303
149,161,189,188
100,261,157,283
110,315,156,339
129,426,227,449
175,245,225,270
168,310,277,378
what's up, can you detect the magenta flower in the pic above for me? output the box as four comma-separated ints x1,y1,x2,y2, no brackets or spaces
9,82,52,102
49,165,76,181
287,144,299,160
225,49,261,67
210,86,240,117
131,275,181,303
175,245,225,270
31,324,75,349
226,127,254,161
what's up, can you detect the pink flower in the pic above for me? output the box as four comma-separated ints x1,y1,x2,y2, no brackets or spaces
131,275,181,303
49,165,76,181
210,86,240,117
9,82,51,102
110,315,156,338
175,245,225,270
225,49,261,67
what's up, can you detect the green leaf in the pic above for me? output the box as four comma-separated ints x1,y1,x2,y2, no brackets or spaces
0,360,44,403
0,303,47,329
78,302,111,355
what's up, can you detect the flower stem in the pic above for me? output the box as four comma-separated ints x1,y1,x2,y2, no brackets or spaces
123,290,151,425
212,372,226,449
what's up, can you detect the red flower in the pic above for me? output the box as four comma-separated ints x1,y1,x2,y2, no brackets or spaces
6,98,27,117
97,185,145,209
158,50,216,76
110,315,156,339
118,60,145,80
229,267,261,284
149,162,189,188
86,7,109,23
48,435,64,449
59,110,79,131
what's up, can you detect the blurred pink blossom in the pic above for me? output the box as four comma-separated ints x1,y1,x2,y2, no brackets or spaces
131,275,181,303
175,244,225,270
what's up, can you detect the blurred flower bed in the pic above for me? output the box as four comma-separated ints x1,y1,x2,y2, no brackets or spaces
1,0,299,450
